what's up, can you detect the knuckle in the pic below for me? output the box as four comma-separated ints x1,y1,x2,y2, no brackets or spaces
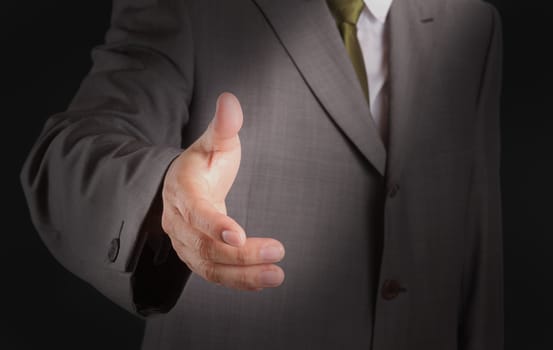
170,240,186,258
194,236,213,261
170,238,183,253
200,261,220,284
171,243,190,267
235,271,251,290
234,249,247,266
176,251,191,268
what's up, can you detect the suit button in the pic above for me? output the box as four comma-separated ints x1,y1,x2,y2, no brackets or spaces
381,279,406,300
108,238,120,262
388,184,400,198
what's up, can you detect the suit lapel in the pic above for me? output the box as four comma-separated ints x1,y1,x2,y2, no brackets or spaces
252,0,387,176
385,0,441,185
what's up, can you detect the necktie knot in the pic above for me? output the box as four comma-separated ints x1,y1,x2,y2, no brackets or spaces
326,0,369,101
327,0,365,25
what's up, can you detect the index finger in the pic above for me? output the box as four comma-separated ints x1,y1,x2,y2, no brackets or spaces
180,198,246,247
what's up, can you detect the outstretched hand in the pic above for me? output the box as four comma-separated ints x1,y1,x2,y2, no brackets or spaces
161,92,285,291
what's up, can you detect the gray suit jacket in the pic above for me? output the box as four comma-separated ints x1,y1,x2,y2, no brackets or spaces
21,0,503,349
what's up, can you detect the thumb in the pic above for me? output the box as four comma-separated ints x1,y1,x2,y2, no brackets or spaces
201,92,243,152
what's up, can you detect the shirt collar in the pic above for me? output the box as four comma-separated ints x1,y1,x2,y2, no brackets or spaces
364,0,394,22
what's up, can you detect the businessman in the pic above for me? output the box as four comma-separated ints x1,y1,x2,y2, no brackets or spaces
21,0,503,349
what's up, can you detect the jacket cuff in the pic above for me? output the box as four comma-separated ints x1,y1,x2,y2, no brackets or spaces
128,153,191,316
131,234,190,316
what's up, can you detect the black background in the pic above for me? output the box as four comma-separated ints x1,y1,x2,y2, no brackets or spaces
2,1,552,349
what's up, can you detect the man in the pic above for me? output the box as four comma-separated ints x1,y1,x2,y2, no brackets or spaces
21,0,503,349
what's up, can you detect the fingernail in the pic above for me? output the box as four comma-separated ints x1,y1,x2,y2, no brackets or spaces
222,230,244,246
259,245,284,262
259,270,283,287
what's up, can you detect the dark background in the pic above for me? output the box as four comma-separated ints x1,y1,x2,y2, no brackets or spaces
2,1,552,349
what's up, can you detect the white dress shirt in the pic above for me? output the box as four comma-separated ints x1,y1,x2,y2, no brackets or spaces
357,0,393,142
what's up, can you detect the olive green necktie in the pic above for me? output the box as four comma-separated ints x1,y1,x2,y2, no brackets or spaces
326,0,369,100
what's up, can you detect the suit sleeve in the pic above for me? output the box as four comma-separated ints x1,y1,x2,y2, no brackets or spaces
459,4,504,349
20,0,193,316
